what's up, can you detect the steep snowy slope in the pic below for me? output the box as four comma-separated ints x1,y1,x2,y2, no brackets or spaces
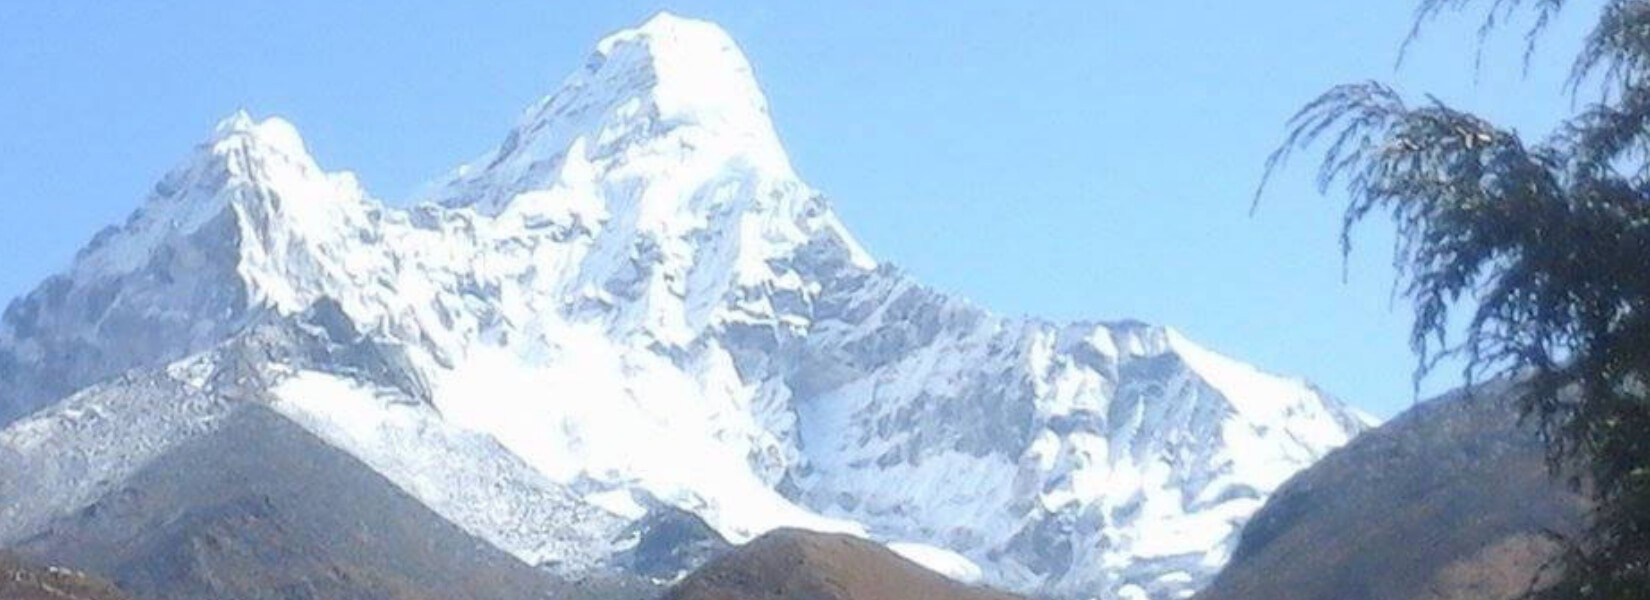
0,12,1371,600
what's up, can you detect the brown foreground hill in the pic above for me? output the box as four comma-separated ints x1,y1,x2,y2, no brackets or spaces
0,552,131,600
664,528,1024,600
1195,383,1591,600
7,404,651,600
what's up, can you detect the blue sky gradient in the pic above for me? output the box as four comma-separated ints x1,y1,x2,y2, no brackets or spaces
0,1,1602,416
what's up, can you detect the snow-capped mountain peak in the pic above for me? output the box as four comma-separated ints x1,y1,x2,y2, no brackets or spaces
72,110,364,280
593,11,777,136
0,13,1371,600
432,12,794,216
210,109,312,163
0,110,380,422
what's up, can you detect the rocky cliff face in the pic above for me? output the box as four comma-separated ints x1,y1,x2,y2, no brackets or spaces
0,13,1371,600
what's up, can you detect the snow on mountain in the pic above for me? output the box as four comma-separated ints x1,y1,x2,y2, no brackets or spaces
0,12,1372,600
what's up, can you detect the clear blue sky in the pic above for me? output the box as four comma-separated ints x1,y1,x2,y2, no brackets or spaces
0,1,1601,417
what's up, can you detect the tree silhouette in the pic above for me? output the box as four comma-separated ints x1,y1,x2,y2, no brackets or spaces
1262,1,1650,596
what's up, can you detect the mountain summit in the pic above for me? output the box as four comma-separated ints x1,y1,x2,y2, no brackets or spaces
0,14,1371,600
432,12,795,215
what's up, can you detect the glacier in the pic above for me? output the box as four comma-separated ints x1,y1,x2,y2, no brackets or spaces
0,12,1372,600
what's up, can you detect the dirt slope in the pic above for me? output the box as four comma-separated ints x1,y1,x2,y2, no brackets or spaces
664,528,1024,600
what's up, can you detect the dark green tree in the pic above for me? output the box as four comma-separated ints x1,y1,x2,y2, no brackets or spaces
1261,0,1650,596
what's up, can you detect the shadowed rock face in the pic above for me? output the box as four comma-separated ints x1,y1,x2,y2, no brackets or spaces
10,404,653,600
0,552,132,600
663,528,1025,600
0,187,255,425
1195,383,1592,600
604,503,733,581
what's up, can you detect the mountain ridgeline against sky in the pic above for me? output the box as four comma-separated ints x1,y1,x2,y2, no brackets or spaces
0,13,1372,600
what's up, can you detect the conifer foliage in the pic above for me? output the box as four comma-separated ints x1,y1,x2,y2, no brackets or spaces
1263,1,1650,596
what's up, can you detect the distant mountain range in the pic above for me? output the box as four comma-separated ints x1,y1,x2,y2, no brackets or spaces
1,12,1381,600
